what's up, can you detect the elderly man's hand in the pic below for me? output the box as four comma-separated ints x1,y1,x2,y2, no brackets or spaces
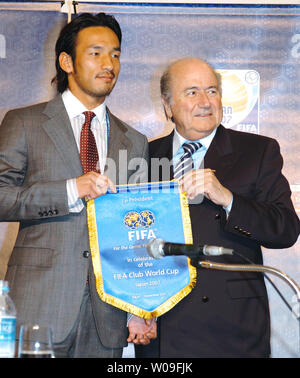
181,168,232,207
127,316,157,345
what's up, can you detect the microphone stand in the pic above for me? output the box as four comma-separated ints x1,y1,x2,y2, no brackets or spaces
193,258,300,356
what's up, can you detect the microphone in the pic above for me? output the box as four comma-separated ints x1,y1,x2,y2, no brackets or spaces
147,238,234,259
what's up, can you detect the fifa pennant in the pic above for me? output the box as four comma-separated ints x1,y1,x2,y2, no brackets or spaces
87,181,196,318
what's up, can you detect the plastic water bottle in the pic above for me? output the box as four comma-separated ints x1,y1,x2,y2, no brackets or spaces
0,281,16,358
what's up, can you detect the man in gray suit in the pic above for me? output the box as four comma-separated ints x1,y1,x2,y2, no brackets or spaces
0,12,156,357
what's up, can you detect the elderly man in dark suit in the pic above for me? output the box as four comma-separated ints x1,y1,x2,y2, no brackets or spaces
136,57,300,358
0,12,156,357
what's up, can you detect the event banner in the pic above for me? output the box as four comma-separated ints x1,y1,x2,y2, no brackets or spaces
87,181,196,318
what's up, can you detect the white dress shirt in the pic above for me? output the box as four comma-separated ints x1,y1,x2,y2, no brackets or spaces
62,89,108,212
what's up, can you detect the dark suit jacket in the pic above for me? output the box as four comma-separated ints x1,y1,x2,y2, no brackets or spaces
143,125,300,358
0,95,148,348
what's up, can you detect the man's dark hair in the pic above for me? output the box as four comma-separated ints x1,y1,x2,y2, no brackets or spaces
51,12,122,93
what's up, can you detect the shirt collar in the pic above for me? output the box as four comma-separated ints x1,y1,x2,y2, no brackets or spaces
62,89,107,127
173,126,218,156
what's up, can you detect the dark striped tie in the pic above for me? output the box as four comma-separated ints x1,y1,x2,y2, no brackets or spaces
173,142,202,179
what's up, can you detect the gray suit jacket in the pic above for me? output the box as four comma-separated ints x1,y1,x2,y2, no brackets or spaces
0,95,148,347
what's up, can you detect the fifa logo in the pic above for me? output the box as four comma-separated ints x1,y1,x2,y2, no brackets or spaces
124,210,156,241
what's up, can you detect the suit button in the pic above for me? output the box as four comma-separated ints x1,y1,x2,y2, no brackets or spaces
202,296,209,303
215,213,220,219
83,251,90,258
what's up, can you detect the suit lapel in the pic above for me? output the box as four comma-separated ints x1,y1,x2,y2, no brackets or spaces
106,109,132,160
150,131,174,180
42,95,83,177
204,125,237,182
151,132,174,160
42,100,133,182
105,109,132,184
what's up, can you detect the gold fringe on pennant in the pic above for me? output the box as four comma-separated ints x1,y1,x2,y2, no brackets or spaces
178,183,194,245
86,182,197,319
86,199,103,293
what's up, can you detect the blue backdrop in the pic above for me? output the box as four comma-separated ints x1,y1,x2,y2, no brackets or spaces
0,2,299,357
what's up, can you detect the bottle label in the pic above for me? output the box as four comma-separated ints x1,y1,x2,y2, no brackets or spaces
0,317,16,357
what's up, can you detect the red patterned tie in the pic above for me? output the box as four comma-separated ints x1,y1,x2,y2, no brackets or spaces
80,111,99,173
